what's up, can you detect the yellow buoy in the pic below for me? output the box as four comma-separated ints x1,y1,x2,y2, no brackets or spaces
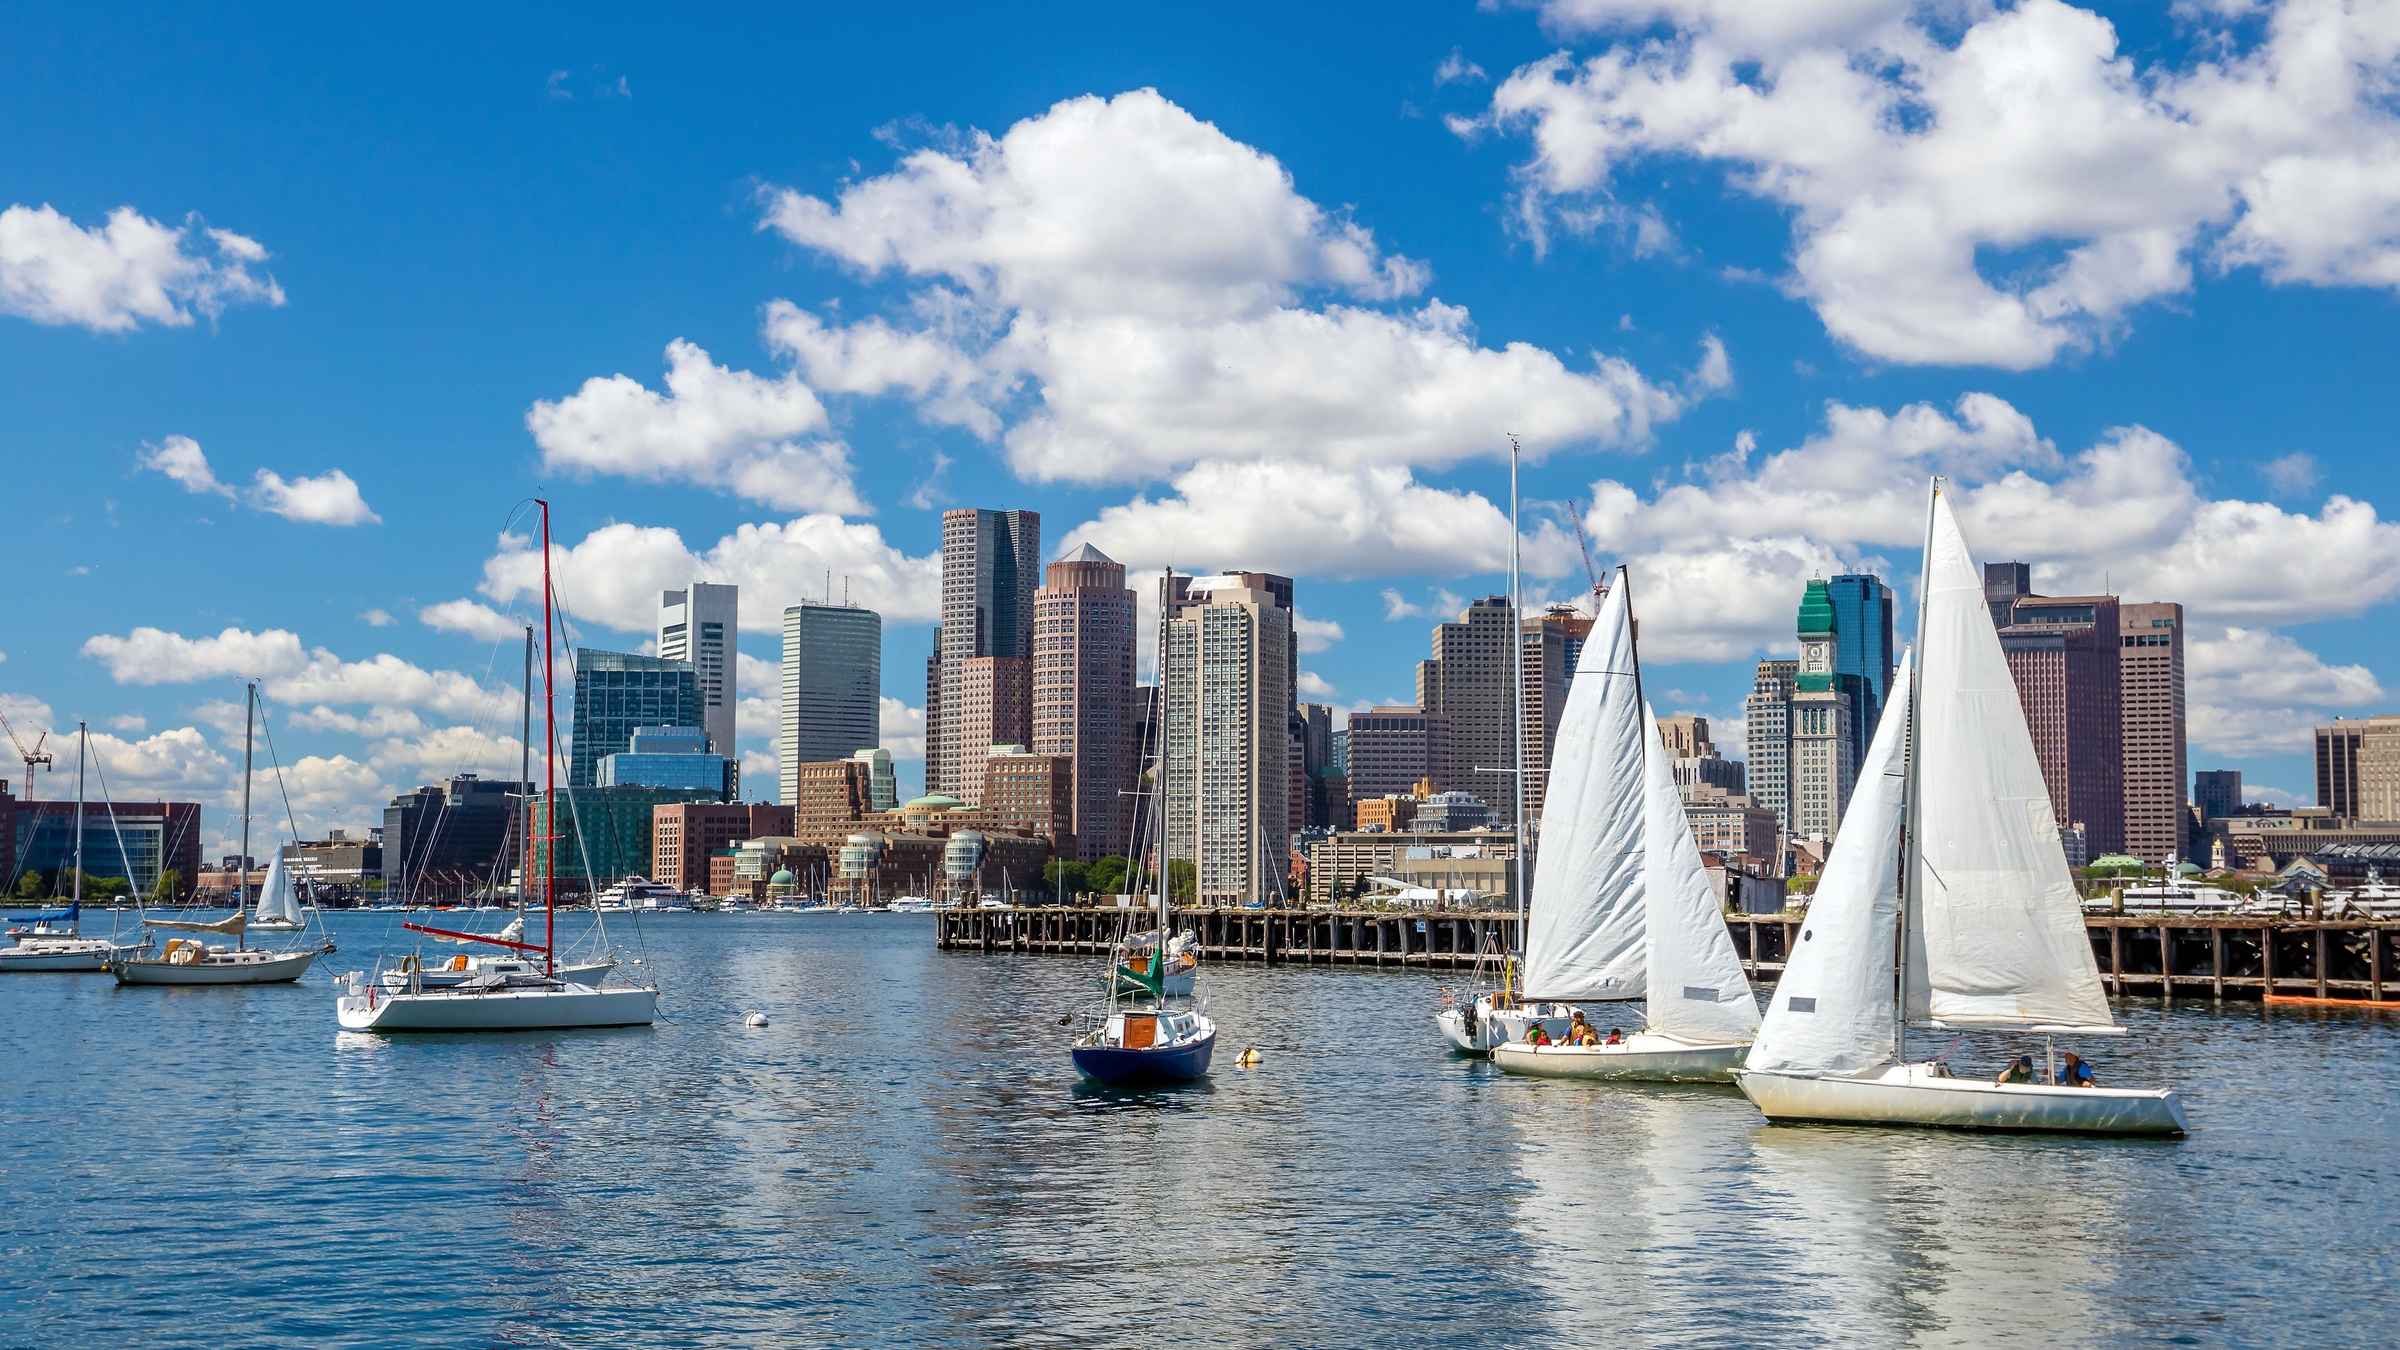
1235,1046,1262,1068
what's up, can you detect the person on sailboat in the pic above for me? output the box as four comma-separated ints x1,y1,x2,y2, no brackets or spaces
1604,1027,1623,1046
1566,1011,1598,1046
1996,1056,2036,1085
2057,1052,2096,1087
1525,1023,1554,1047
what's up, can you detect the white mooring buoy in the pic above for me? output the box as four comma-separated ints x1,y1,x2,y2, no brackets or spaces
744,1012,769,1028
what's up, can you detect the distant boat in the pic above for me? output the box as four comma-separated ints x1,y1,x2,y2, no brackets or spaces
0,724,150,974
887,895,935,913
1111,929,1198,999
591,876,690,912
248,852,307,932
1735,481,2187,1136
336,498,657,1033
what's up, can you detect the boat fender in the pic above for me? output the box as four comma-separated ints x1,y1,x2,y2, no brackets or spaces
744,1012,769,1028
1236,1046,1262,1068
399,954,419,974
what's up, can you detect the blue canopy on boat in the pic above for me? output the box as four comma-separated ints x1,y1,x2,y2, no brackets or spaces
7,902,77,924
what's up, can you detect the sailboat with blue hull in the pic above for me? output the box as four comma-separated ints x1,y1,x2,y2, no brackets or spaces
2,724,152,973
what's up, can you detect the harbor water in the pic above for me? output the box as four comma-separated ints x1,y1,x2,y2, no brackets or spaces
2,912,2394,1347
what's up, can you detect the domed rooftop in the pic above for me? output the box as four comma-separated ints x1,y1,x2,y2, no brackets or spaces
902,793,963,812
768,868,796,886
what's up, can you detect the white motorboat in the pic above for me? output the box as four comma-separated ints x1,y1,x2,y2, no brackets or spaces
887,895,936,913
591,876,688,912
2328,868,2400,919
2089,870,2245,915
1,725,150,973
334,498,656,1034
1735,482,2187,1137
1488,565,1762,1082
115,687,333,988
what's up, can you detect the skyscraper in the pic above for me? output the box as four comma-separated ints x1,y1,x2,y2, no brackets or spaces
1162,575,1294,904
852,747,898,811
1743,659,1798,840
951,655,1031,806
1988,567,2125,857
657,582,737,763
1345,706,1452,812
2193,769,2242,823
934,508,1040,798
1827,573,1895,760
1521,605,1593,825
779,601,881,807
2119,601,2188,862
1789,580,1857,842
1033,543,1137,861
1415,595,1520,824
570,650,701,788
2316,715,2400,819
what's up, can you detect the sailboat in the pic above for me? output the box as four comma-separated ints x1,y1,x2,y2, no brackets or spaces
337,496,658,1032
248,851,306,932
116,683,330,986
1488,566,1763,1082
1436,436,1578,1053
1734,481,2186,1135
0,723,150,973
1070,566,1216,1087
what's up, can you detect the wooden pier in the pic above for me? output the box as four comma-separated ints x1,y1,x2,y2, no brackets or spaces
935,907,2400,1005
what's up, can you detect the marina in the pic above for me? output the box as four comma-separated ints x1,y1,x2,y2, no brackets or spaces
3,911,2395,1346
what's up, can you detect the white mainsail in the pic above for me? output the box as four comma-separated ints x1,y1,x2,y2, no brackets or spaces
253,852,300,925
1519,578,1646,1001
1746,652,1914,1074
1638,700,1763,1044
1907,489,2115,1031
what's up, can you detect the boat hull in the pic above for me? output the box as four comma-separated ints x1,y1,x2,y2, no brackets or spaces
1736,1063,2188,1136
113,948,319,985
1492,1034,1749,1083
0,942,143,973
1071,1029,1215,1086
1436,1003,1574,1054
337,984,658,1032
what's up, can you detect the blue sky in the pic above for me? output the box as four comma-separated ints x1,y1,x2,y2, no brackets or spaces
6,0,2397,856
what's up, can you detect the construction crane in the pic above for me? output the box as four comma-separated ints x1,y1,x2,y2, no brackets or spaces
1566,499,1609,608
0,703,52,800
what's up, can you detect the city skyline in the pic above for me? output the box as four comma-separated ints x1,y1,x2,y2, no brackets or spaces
8,3,2398,859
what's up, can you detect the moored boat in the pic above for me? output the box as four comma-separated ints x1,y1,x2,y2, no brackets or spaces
0,724,150,974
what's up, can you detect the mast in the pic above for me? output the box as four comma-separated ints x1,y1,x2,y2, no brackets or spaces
71,722,86,932
239,681,254,950
1155,566,1172,949
1508,434,1528,955
520,624,532,912
1896,478,1938,1057
540,499,558,978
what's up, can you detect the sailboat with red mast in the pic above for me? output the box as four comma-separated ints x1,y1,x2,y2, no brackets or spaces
335,498,658,1032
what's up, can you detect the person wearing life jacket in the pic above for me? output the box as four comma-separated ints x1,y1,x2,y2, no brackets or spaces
1524,1024,1554,1047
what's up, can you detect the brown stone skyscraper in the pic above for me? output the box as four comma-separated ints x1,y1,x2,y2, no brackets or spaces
1521,606,1592,825
1994,586,2125,857
2119,601,2188,863
933,508,1039,799
1033,543,1136,861
1162,576,1293,903
1416,595,1519,824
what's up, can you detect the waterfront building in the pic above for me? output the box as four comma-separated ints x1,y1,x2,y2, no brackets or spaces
2315,715,2400,819
5,792,202,900
280,829,381,888
1344,706,1452,817
788,758,876,841
656,581,737,763
526,785,720,894
1521,605,1594,826
1170,570,1299,714
1789,580,1857,844
852,747,898,811
778,601,882,806
1414,790,1493,832
933,508,1040,799
1985,565,2126,857
981,749,1075,857
570,650,700,789
1415,595,1520,825
2120,601,2188,862
382,775,526,902
1162,575,1294,904
1355,793,1419,833
650,802,795,894
2194,769,2243,823
1303,829,1518,907
1032,543,1136,860
1742,660,1798,838
1680,784,1779,865
598,725,734,799
1827,573,1896,767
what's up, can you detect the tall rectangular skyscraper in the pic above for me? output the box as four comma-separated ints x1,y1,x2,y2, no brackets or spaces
1994,582,2125,857
2119,601,2187,863
1162,576,1293,904
934,508,1039,799
1414,595,1521,824
1743,659,1798,838
570,651,700,788
1827,573,1895,761
2193,768,2241,822
657,582,737,765
779,602,882,807
1033,543,1137,861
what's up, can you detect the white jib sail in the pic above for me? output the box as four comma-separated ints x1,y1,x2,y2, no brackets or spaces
1746,652,1914,1074
1909,488,2115,1030
1520,577,1647,1001
254,852,300,925
1639,700,1762,1044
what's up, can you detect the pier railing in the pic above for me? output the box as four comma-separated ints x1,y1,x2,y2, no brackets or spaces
935,907,2400,1005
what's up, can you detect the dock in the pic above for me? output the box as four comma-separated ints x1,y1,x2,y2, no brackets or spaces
935,907,2400,1005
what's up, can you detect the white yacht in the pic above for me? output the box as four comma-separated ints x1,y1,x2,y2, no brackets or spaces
591,876,689,912
2097,872,2247,914
887,895,936,913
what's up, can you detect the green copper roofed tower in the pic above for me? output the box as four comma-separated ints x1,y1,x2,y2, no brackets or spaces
1794,579,1837,693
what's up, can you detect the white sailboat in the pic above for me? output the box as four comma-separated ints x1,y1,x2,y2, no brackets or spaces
337,496,657,1032
248,851,306,932
1735,481,2186,1135
1489,566,1762,1082
0,724,150,973
115,683,329,987
1436,436,1577,1053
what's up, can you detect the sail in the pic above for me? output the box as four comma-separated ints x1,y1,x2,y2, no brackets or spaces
1519,579,1646,1001
1909,488,2115,1030
146,910,246,935
253,852,300,925
1747,653,1914,1074
1639,701,1762,1043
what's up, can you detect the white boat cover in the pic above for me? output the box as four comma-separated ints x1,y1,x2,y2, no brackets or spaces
1639,701,1763,1044
1907,489,2115,1031
1520,578,1646,1002
1747,653,1914,1074
144,909,246,935
253,852,301,926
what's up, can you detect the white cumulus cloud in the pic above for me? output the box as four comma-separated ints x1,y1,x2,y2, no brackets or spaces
0,203,285,333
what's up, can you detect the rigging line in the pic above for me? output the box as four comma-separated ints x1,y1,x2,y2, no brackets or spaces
86,734,142,900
